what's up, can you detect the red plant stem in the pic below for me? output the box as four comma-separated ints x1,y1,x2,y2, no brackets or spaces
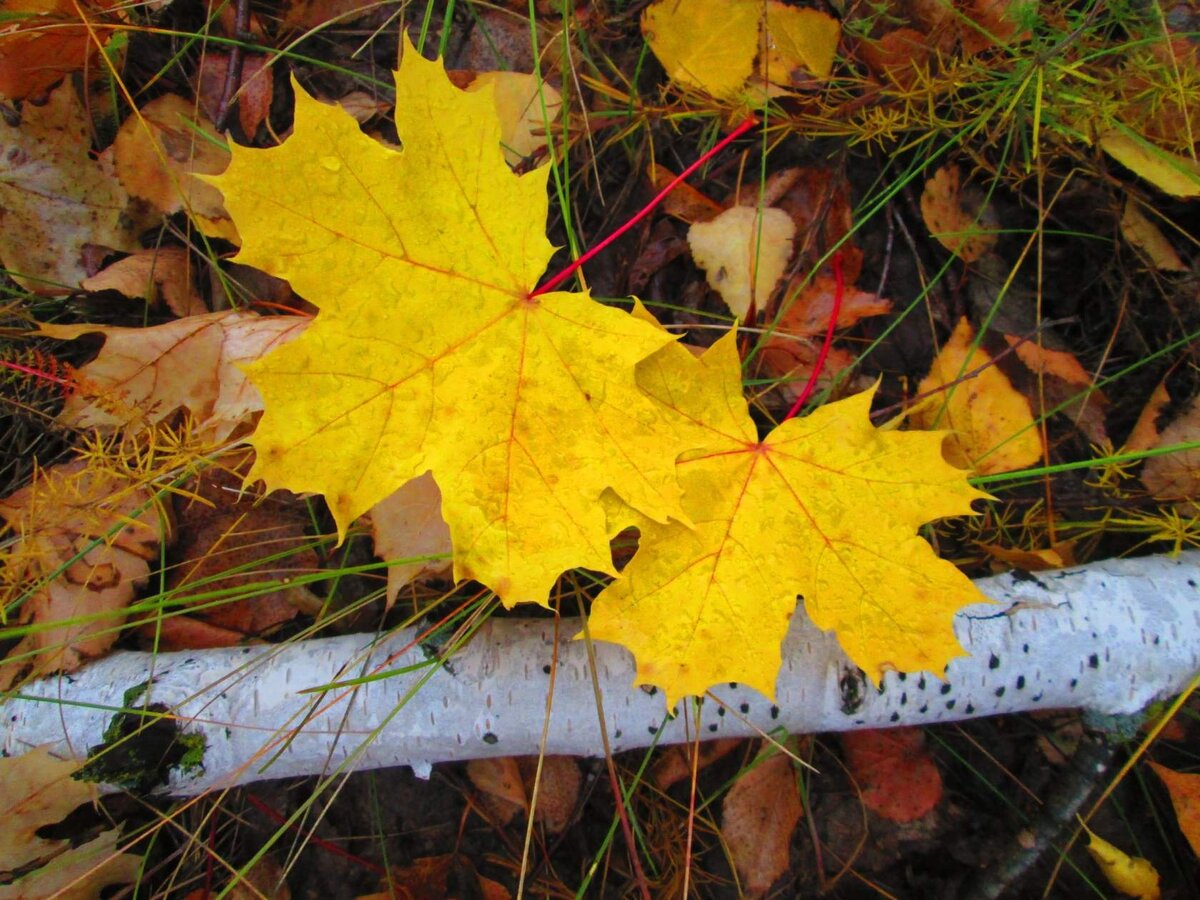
530,116,758,297
782,251,844,422
0,358,71,387
245,793,386,875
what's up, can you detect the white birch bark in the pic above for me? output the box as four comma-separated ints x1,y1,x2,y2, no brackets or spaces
3,552,1198,796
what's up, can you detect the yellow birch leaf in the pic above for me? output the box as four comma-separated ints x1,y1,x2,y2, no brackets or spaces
910,317,1043,475
1083,825,1161,900
762,2,841,82
641,0,761,99
589,330,991,707
208,38,689,607
1100,129,1200,198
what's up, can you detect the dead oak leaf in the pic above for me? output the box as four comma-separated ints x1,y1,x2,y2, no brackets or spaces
589,329,990,707
0,460,168,689
208,39,688,607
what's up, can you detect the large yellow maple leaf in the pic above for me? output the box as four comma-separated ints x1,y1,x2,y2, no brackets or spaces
209,40,687,606
589,330,992,707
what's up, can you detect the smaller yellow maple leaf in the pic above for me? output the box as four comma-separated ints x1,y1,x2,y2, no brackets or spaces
589,328,992,708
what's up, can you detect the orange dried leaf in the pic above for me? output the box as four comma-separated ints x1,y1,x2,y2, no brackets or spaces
589,329,990,706
919,164,998,262
841,727,943,822
208,40,689,607
1120,198,1187,272
1124,381,1171,455
0,0,112,100
1149,762,1200,857
647,163,726,224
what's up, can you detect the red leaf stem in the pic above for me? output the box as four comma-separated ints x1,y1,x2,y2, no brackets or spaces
531,116,758,297
782,250,844,422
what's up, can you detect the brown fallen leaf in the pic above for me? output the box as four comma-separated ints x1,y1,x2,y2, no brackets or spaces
652,737,741,791
196,53,275,138
148,453,318,649
842,727,943,823
0,460,170,689
1141,394,1200,504
721,740,803,898
467,755,582,835
920,164,999,263
81,247,207,317
369,472,453,609
0,81,143,293
1002,334,1110,446
113,94,236,239
979,540,1078,573
1120,198,1187,272
39,310,308,441
1124,381,1171,455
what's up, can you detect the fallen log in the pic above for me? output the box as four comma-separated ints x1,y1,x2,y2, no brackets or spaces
3,552,1198,795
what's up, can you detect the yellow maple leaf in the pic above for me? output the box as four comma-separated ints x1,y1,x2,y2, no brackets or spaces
208,39,688,606
589,329,991,707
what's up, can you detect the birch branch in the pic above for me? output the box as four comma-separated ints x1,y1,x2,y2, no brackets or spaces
3,552,1199,796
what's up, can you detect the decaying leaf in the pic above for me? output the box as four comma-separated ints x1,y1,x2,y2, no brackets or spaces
39,310,307,441
467,755,580,835
1124,381,1171,455
0,461,169,689
1083,824,1161,900
590,328,990,706
688,206,796,318
979,540,1077,572
1120,198,1187,272
1141,394,1200,503
0,81,141,293
1149,762,1200,857
0,0,113,101
113,94,235,239
1001,334,1109,446
721,742,803,898
154,453,319,648
910,317,1043,476
841,727,943,822
196,53,275,138
919,164,999,262
651,738,740,790
210,40,689,607
369,472,453,608
0,749,140,899
81,247,206,317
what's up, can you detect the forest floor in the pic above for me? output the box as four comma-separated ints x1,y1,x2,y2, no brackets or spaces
2,0,1200,897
